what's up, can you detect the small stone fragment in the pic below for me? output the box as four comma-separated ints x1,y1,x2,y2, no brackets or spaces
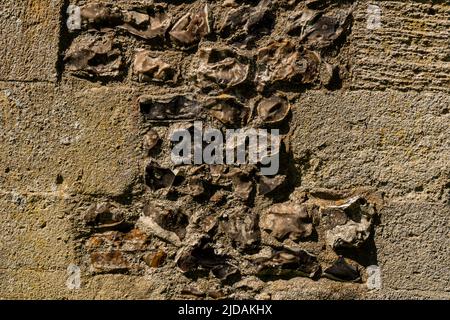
120,12,171,40
85,231,121,252
90,251,128,273
210,190,227,204
181,286,206,297
123,11,149,26
143,250,167,268
133,50,178,83
212,264,241,282
223,0,238,8
121,229,148,252
319,62,338,87
186,177,205,197
143,129,160,153
321,196,376,249
169,4,211,46
260,202,315,241
176,244,227,274
302,50,321,83
201,214,219,234
305,0,332,10
207,289,227,299
151,207,189,240
139,204,189,246
83,202,126,231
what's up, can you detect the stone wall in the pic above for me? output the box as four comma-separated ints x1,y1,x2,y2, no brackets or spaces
0,0,448,300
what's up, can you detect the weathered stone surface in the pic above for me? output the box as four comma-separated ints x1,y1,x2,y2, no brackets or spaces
290,90,449,201
374,202,450,293
0,194,75,271
350,1,450,92
0,0,61,82
0,0,449,300
0,84,141,197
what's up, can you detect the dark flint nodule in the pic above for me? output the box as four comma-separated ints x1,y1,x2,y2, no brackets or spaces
144,161,175,190
139,94,202,121
204,95,250,126
84,202,126,231
321,196,376,249
77,3,171,40
212,264,241,282
323,256,360,282
257,248,321,279
261,202,314,241
220,208,260,251
258,175,286,195
305,16,340,45
64,36,123,78
299,9,353,48
231,173,254,201
257,96,291,125
169,4,210,46
255,39,320,91
152,207,189,240
183,177,206,197
177,244,236,281
120,12,171,40
133,50,178,83
287,9,320,36
219,0,274,40
195,46,251,90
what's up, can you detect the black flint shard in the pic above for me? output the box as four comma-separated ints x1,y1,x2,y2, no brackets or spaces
257,248,321,279
153,208,189,240
139,94,202,121
144,161,175,190
177,244,239,281
323,256,361,282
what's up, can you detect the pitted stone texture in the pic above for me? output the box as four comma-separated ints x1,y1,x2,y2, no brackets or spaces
0,0,449,300
0,83,141,197
0,0,61,82
375,202,450,293
0,195,75,271
291,90,449,203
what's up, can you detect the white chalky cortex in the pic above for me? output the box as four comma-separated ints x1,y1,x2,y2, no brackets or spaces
66,5,81,32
